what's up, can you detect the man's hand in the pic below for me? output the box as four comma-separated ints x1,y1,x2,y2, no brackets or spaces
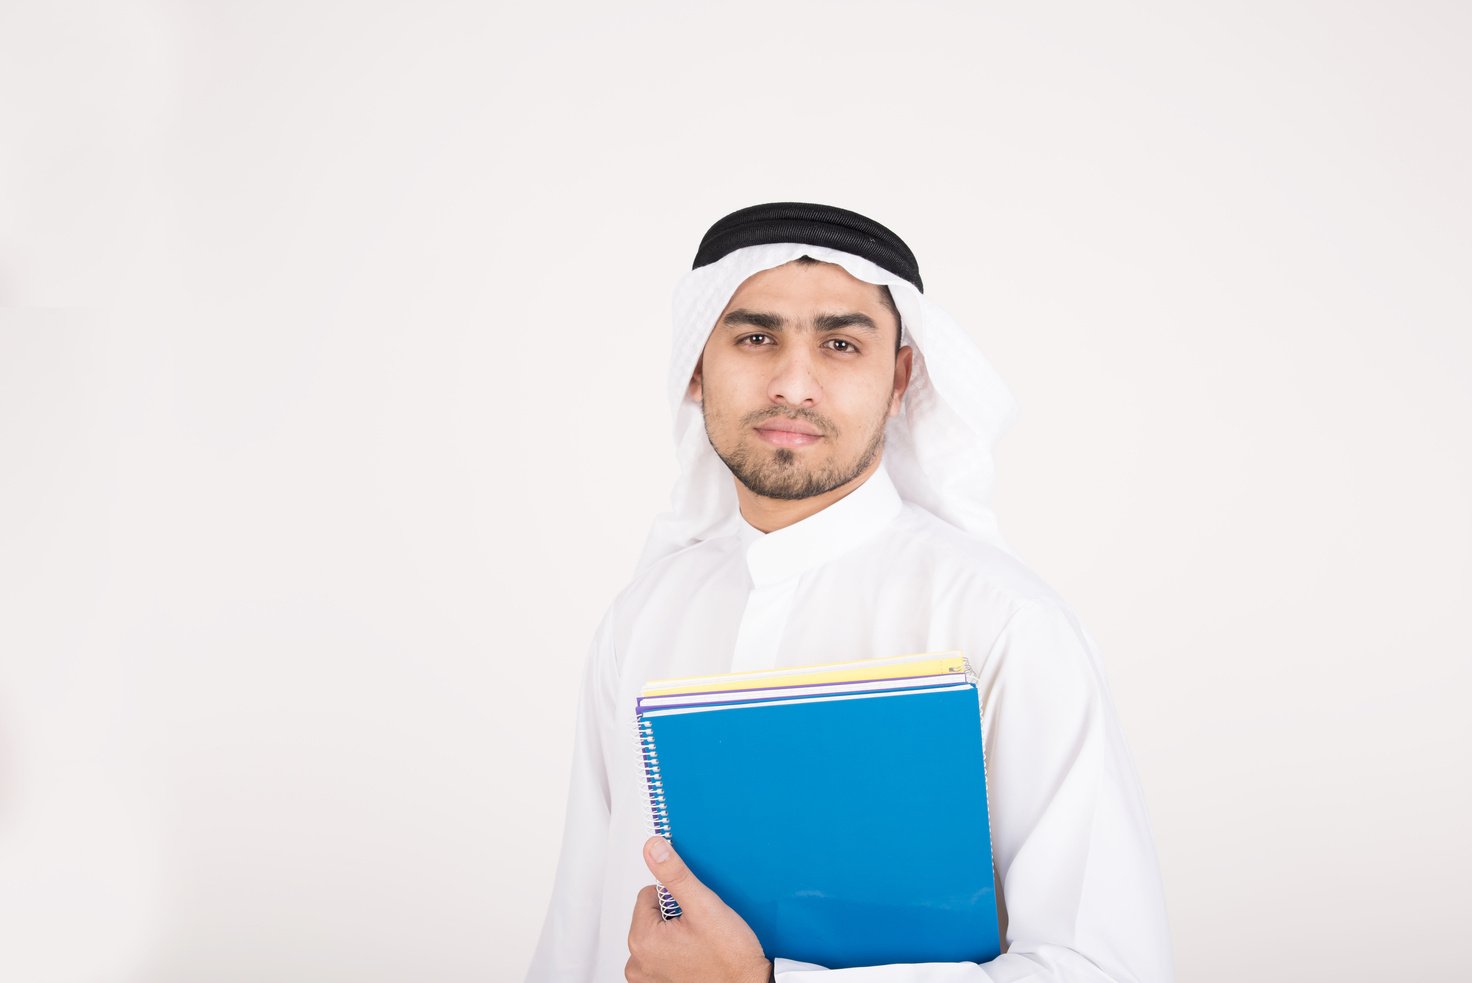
626,835,772,983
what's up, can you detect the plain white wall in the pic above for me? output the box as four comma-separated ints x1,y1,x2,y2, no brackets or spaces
2,2,1468,981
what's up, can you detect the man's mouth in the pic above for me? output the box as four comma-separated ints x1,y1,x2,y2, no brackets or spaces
754,420,824,447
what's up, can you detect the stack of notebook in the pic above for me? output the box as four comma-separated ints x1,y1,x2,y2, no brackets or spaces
635,652,1001,970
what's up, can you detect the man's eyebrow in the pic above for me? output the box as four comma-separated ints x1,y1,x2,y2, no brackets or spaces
722,309,785,331
813,312,879,333
721,309,881,335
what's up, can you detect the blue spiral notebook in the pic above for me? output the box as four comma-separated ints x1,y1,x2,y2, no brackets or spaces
635,654,1001,970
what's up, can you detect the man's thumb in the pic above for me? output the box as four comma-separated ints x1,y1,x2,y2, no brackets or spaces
643,836,709,909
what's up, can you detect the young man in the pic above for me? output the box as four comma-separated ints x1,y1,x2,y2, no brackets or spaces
527,203,1173,982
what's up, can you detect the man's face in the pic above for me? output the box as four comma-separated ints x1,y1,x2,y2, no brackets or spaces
689,259,913,501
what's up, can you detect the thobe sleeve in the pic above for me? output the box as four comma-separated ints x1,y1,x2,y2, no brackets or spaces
524,608,620,983
772,600,1173,983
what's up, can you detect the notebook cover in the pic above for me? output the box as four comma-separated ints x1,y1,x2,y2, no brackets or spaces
641,684,1000,969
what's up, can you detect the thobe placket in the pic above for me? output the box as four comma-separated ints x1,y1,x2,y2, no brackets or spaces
730,466,905,673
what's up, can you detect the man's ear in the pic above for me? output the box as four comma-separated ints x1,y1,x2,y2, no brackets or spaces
888,345,914,417
687,356,704,404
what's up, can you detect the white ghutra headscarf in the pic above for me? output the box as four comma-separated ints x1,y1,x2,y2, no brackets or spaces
636,237,1019,573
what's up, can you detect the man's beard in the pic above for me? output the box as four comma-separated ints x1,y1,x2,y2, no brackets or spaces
704,406,887,501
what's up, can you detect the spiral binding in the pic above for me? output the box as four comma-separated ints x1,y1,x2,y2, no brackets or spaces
636,714,683,919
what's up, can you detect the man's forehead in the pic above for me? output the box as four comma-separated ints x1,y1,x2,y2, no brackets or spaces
721,259,889,311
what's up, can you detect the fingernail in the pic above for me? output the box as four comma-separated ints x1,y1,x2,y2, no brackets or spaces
649,838,670,863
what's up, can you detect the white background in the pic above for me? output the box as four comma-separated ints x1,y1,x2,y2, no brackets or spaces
2,2,1469,981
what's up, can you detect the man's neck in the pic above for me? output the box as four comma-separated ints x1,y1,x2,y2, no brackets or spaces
735,454,885,534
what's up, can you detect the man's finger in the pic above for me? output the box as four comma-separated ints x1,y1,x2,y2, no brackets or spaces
628,883,663,941
642,835,710,913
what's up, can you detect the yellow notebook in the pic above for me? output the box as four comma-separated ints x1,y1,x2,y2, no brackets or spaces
641,650,969,698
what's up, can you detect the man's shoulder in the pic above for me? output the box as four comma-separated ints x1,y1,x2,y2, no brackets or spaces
884,504,1066,608
603,532,746,617
883,508,1104,680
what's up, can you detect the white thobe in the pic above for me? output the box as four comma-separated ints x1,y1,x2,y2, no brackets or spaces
526,463,1173,982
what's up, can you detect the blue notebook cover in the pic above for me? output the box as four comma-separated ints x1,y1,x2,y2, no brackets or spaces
638,684,1000,969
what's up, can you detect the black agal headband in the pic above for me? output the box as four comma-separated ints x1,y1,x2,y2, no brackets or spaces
691,202,924,293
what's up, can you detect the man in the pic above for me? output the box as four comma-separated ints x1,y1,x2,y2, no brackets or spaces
527,203,1173,982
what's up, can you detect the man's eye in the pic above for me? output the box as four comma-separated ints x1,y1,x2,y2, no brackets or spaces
825,339,858,353
741,334,770,346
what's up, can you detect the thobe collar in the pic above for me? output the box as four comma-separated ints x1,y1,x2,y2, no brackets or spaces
735,460,904,588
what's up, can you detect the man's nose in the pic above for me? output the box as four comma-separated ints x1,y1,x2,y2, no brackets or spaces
768,344,821,407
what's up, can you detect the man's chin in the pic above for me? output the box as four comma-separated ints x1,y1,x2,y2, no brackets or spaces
733,463,849,502
716,433,881,502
